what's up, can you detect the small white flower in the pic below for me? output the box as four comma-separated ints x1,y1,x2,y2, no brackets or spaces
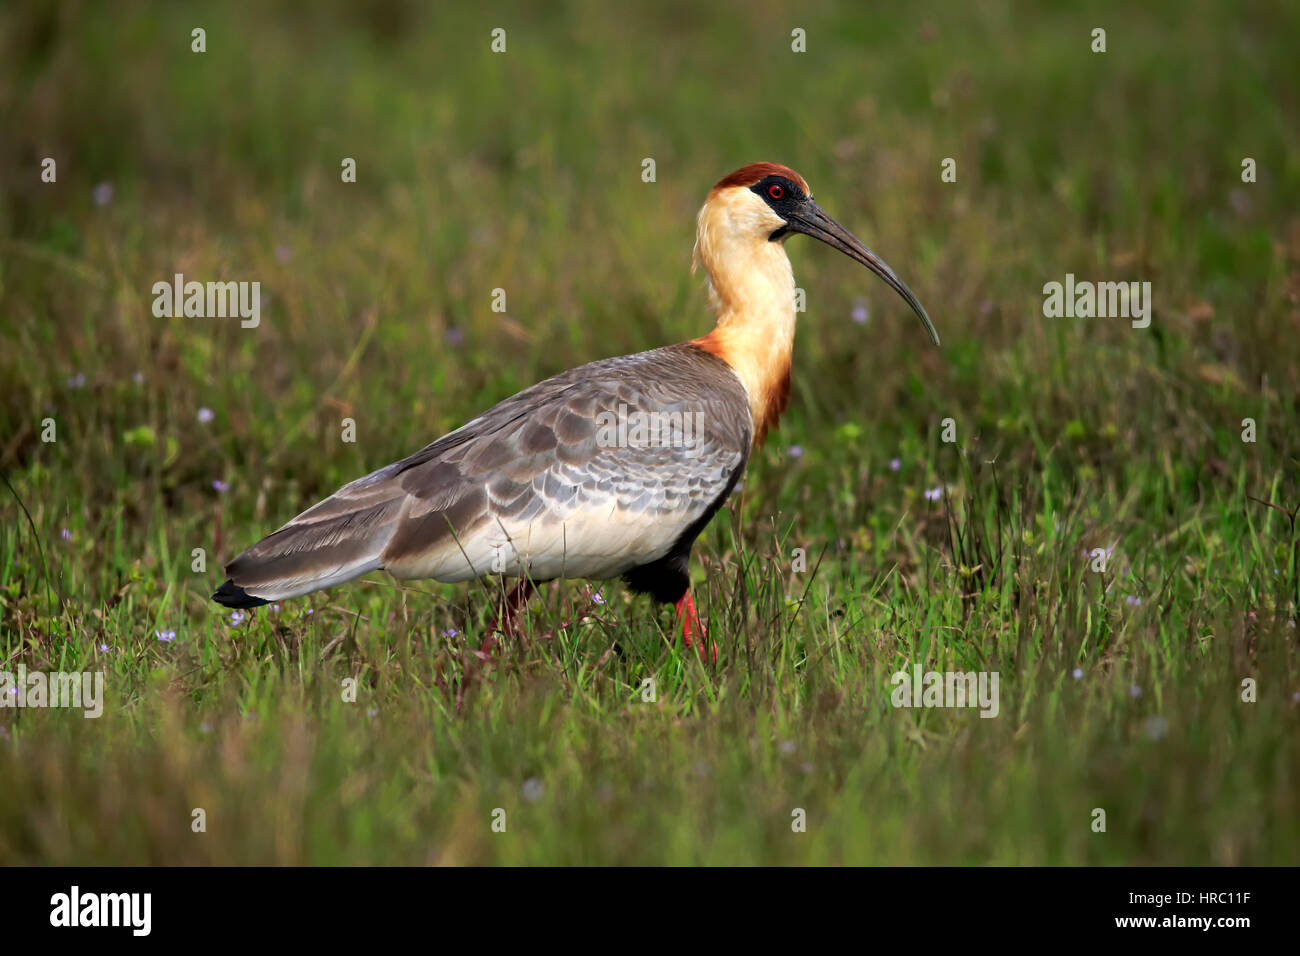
1143,716,1168,741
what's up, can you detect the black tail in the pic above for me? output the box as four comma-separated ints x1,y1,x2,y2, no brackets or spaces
212,579,271,609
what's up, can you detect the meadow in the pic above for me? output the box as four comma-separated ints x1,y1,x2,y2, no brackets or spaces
1,0,1298,864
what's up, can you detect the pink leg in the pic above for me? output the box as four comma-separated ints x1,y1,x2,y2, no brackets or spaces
673,590,717,663
481,579,536,654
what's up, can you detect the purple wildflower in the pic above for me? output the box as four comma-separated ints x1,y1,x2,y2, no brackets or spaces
522,778,545,802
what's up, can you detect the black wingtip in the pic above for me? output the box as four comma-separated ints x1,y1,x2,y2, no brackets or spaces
212,580,270,609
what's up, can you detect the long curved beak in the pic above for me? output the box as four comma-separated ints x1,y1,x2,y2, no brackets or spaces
786,200,940,346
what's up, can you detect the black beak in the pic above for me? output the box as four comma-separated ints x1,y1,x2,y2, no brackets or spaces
785,200,940,346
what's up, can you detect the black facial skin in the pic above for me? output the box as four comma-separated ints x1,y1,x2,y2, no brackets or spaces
750,174,942,346
750,176,807,239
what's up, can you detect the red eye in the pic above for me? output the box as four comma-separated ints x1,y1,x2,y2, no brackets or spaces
769,184,784,199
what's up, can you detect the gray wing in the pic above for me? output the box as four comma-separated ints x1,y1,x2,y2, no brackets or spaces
220,343,752,602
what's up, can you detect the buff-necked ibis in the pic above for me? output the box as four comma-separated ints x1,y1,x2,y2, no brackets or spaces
213,162,939,658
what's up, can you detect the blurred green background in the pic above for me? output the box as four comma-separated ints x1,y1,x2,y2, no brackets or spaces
0,0,1297,864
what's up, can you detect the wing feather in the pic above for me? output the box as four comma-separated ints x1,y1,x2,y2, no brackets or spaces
219,343,752,602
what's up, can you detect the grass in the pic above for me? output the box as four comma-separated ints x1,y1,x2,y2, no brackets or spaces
1,0,1298,864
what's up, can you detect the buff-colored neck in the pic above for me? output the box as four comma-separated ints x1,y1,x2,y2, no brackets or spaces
690,190,797,443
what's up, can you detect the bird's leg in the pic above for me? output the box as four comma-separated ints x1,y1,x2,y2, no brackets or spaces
481,578,536,655
674,590,717,663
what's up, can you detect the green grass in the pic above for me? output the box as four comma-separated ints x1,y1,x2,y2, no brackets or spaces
1,0,1298,864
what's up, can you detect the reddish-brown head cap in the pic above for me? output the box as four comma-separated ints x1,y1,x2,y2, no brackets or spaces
712,162,810,195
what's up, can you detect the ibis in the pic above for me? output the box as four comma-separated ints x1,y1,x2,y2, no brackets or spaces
213,162,939,656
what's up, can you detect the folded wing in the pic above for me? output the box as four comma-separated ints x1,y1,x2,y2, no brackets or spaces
214,344,752,606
